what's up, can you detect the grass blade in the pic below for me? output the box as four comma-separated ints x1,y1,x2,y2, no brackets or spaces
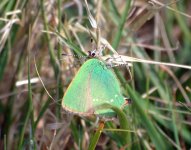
88,121,104,150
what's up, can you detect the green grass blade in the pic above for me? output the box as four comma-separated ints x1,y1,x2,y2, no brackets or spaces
88,121,104,150
174,3,191,41
95,103,131,148
0,45,9,80
4,134,7,150
18,54,35,149
40,0,64,119
110,0,120,18
166,87,181,149
126,84,168,150
40,0,59,77
112,0,131,49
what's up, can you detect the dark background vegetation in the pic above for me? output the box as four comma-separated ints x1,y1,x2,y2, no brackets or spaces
0,0,191,149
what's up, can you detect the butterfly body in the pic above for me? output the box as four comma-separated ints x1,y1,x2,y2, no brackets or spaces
62,58,126,117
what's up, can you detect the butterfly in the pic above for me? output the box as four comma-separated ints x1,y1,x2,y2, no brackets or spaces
62,57,130,117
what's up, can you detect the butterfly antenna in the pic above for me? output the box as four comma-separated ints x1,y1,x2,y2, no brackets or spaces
62,53,88,58
61,52,90,65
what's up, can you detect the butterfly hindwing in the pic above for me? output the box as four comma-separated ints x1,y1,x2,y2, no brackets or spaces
90,61,125,116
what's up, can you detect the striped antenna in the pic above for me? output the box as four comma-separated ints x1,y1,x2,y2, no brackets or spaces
62,53,88,59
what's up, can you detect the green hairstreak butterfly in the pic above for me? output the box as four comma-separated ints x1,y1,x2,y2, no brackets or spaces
62,58,128,117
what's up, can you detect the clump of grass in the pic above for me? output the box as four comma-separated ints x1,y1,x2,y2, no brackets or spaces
0,0,191,150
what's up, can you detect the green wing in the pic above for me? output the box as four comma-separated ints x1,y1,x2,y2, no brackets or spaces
62,59,126,116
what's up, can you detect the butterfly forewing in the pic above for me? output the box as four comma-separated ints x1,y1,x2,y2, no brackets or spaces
62,62,93,114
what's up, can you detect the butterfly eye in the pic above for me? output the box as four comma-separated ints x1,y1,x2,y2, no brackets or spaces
91,51,96,57
88,50,96,57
